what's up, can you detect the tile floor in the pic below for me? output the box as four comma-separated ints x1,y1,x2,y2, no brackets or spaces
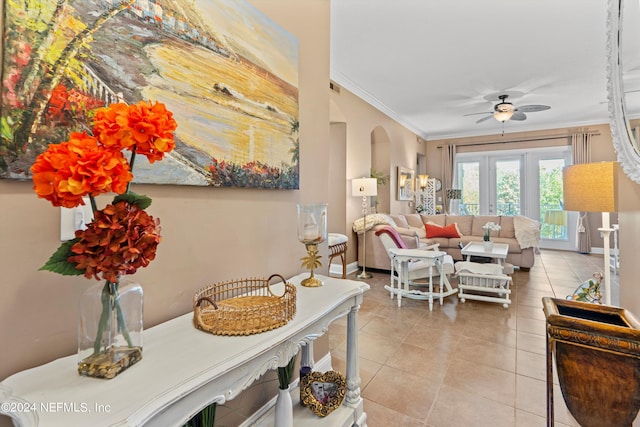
329,249,624,427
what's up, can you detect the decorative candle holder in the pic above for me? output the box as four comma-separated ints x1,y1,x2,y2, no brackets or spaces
297,203,328,287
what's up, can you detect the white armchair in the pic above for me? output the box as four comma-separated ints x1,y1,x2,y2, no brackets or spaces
375,226,454,285
375,226,456,310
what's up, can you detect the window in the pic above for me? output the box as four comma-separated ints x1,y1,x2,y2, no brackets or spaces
455,146,575,250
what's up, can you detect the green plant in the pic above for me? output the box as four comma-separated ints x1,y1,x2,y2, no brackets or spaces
277,356,297,390
370,167,390,186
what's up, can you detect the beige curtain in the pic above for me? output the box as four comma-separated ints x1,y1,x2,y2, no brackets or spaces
570,132,591,253
441,144,456,213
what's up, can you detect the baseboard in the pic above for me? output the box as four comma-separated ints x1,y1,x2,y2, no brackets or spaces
329,261,359,277
238,352,334,427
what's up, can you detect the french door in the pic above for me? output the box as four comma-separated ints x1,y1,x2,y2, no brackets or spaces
455,146,576,250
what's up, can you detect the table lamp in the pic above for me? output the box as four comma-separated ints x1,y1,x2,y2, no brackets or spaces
297,203,328,287
563,162,619,305
352,177,377,279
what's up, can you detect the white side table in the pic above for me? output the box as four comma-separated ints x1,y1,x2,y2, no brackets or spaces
384,248,456,311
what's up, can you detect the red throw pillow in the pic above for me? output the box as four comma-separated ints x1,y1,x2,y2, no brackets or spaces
425,223,461,239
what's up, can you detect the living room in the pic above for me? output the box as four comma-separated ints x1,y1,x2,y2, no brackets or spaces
1,1,640,426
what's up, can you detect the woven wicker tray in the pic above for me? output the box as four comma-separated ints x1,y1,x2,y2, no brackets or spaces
193,274,296,336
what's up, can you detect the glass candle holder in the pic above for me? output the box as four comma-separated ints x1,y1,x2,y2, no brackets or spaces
296,203,328,287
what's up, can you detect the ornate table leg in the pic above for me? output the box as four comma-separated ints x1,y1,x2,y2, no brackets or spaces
345,305,362,407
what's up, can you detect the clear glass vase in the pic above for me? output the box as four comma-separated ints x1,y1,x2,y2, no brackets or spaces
77,277,143,379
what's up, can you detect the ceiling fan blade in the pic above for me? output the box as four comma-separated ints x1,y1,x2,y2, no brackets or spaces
476,115,494,124
516,104,551,113
463,111,492,117
511,112,527,121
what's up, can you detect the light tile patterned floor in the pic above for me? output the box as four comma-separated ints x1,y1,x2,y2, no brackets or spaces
329,249,625,427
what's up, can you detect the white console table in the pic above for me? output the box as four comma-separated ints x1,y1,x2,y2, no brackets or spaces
0,274,369,427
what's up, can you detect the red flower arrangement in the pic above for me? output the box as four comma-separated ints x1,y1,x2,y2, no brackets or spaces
32,100,177,281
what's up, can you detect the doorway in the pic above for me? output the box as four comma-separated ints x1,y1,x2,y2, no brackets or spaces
455,146,576,250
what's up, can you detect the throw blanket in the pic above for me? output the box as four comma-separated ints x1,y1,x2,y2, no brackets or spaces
352,213,396,234
455,261,505,276
513,215,541,249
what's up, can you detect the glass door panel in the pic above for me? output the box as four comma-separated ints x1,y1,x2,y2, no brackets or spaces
457,161,480,215
493,159,521,216
536,155,577,250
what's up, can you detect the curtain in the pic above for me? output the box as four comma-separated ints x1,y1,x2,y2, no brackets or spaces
441,144,456,213
570,132,591,253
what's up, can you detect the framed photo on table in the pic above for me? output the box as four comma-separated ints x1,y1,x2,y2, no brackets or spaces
300,370,346,417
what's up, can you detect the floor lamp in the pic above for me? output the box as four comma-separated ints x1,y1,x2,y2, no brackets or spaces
352,177,377,279
563,162,619,305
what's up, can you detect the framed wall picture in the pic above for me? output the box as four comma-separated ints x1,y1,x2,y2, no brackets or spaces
1,0,299,189
300,370,346,417
397,166,415,201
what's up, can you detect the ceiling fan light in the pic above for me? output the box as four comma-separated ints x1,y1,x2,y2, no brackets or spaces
493,110,514,122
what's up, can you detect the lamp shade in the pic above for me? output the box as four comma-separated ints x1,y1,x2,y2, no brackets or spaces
493,110,514,122
418,174,430,189
352,177,377,197
563,162,619,213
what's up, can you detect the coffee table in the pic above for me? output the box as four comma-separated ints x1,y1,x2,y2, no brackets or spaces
460,242,509,268
458,242,512,308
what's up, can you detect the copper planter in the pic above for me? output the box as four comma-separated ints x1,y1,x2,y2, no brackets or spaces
543,297,640,427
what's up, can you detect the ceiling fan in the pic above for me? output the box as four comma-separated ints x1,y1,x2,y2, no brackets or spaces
466,94,551,124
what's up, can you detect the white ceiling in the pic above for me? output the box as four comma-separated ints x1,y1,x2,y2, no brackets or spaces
329,0,611,141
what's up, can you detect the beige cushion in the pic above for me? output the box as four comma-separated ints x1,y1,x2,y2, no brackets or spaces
390,214,409,228
420,214,446,226
471,216,501,237
410,226,426,238
447,215,473,236
498,216,516,238
328,233,348,246
404,214,425,228
492,237,522,254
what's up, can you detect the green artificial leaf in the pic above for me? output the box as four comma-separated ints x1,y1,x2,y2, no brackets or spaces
112,192,152,210
39,240,84,276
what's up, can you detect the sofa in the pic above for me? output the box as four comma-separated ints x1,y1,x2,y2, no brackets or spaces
354,213,540,271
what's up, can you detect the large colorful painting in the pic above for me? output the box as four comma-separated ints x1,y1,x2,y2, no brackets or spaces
1,0,299,188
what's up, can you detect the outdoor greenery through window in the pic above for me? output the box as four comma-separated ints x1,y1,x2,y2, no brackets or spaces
455,146,571,247
495,159,521,216
538,158,567,239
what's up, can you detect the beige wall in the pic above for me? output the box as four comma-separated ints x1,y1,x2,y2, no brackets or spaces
329,87,423,265
0,1,329,426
